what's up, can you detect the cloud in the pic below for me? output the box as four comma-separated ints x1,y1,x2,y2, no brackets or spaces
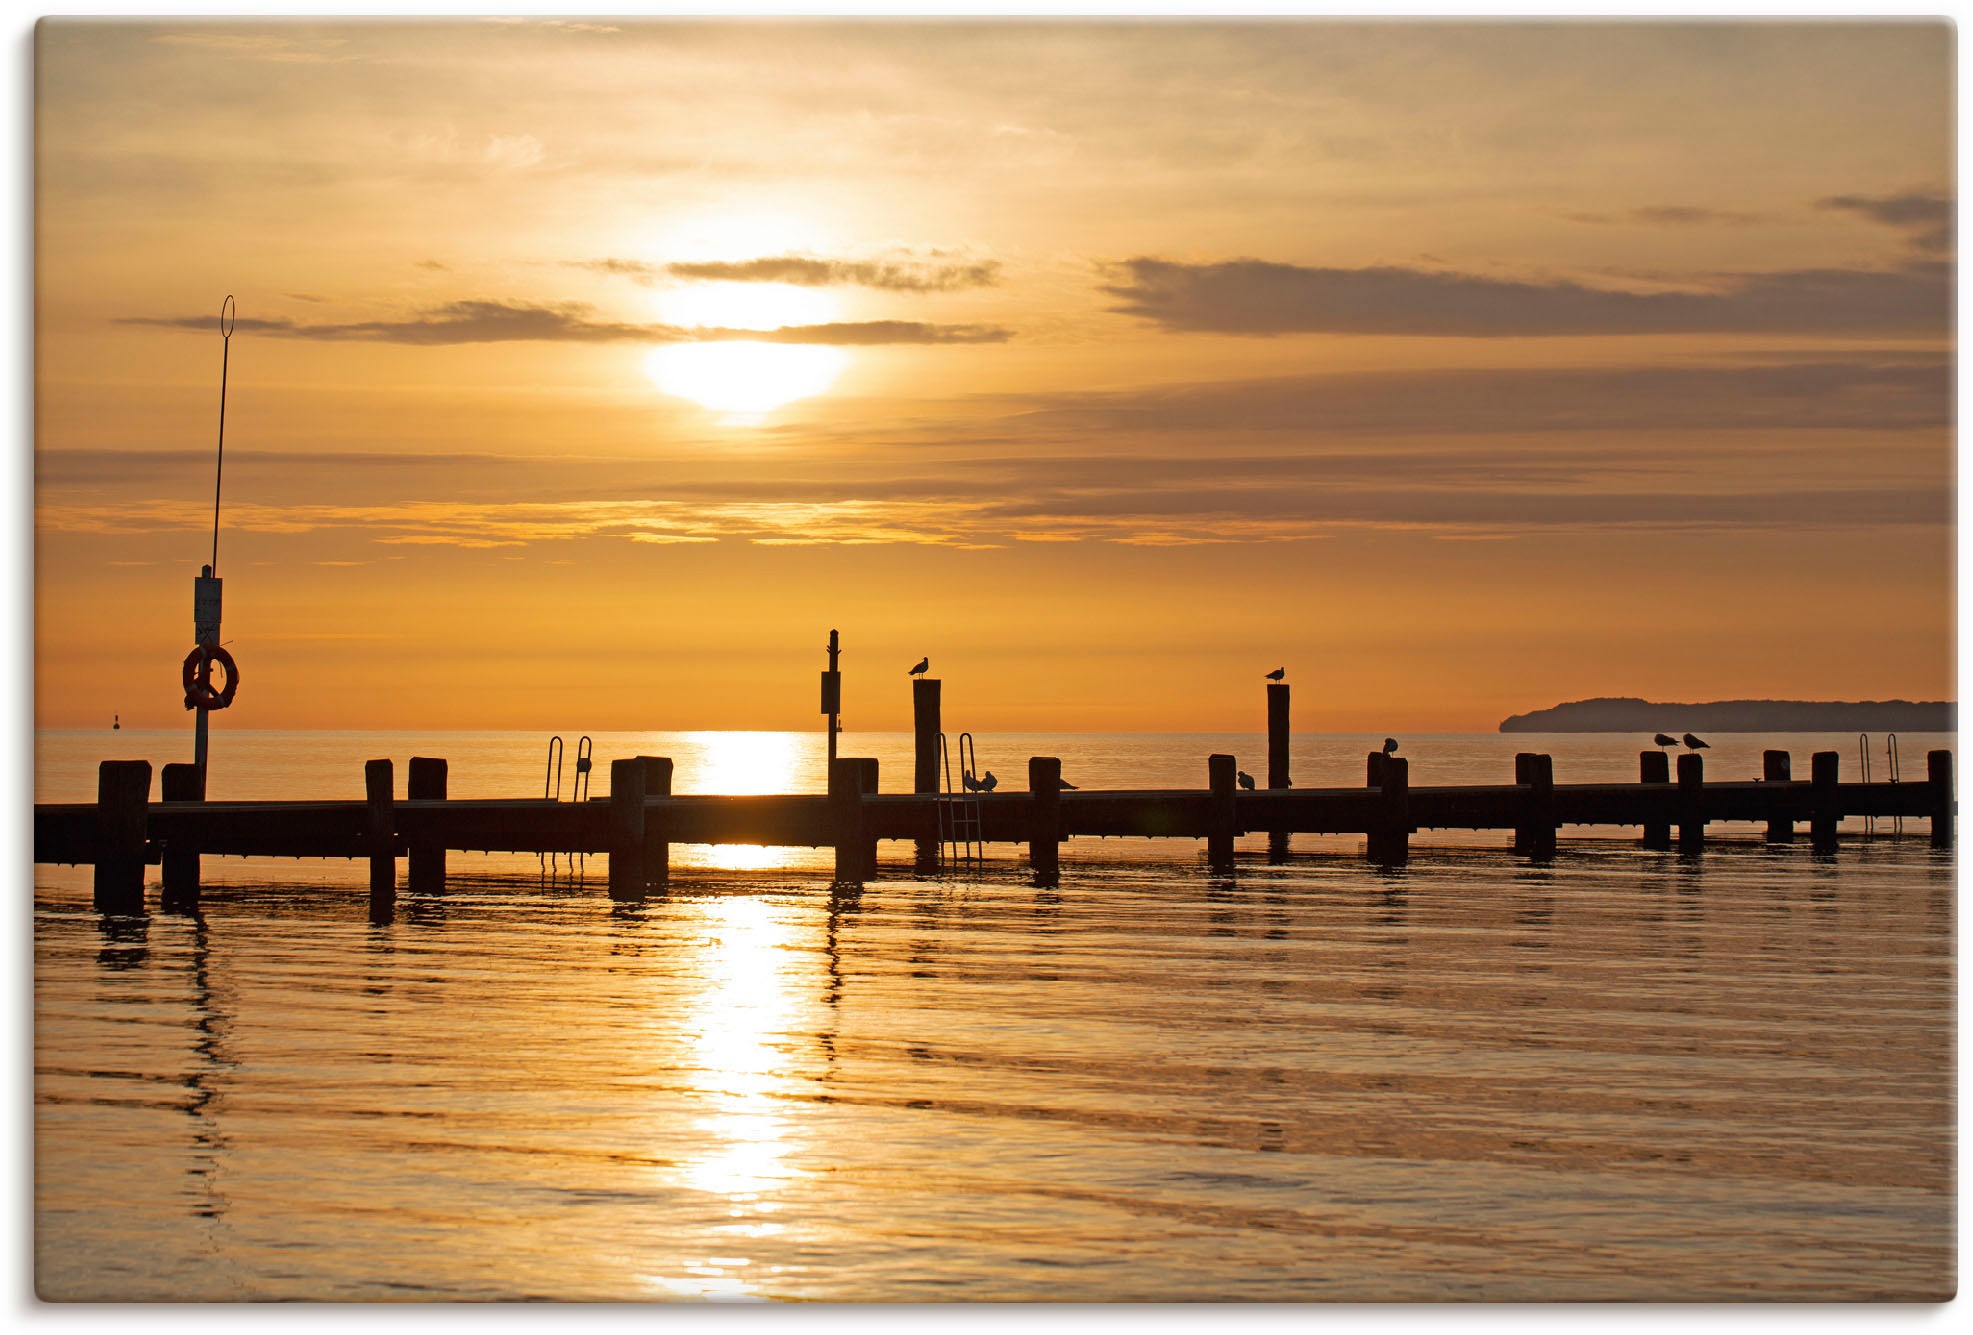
1101,257,1949,337
123,299,1011,346
1558,205,1761,227
1818,188,1953,254
570,255,1002,292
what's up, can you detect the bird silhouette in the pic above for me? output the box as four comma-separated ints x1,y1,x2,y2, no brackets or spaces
908,656,929,677
962,769,981,793
980,771,998,792
1237,770,1255,791
1683,733,1709,750
1653,733,1678,748
1265,667,1285,682
1382,737,1399,755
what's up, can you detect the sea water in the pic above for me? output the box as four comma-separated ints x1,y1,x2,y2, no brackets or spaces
32,730,1955,1300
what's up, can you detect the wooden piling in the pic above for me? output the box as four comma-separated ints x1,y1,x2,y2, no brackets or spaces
1676,752,1705,853
407,756,448,893
1369,755,1409,865
1639,750,1671,850
1529,754,1557,861
159,761,201,910
1512,753,1535,855
830,757,878,883
1762,750,1794,844
1928,749,1954,850
1810,751,1839,851
608,757,647,901
1266,683,1290,860
1207,753,1238,870
638,756,673,888
913,678,941,871
1366,750,1386,788
92,759,151,915
365,759,396,915
1030,756,1062,883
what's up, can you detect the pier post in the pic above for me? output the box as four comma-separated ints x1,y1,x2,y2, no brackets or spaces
637,756,673,888
1762,750,1794,844
1676,753,1705,853
1368,755,1409,865
1030,756,1062,883
1366,751,1386,788
1928,750,1953,850
1529,754,1557,861
92,759,151,915
159,761,201,911
1640,750,1671,850
914,678,941,872
407,757,448,893
608,757,647,901
1810,751,1839,851
1266,683,1290,860
365,759,396,915
1512,753,1535,855
1207,754,1238,871
830,757,877,883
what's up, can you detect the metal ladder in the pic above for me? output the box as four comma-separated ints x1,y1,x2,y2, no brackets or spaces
1887,733,1903,835
938,731,983,866
1859,733,1904,836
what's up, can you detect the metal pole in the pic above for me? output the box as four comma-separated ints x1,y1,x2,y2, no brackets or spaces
826,629,840,768
211,296,234,574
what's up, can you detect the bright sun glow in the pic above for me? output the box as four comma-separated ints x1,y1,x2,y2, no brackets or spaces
647,281,847,421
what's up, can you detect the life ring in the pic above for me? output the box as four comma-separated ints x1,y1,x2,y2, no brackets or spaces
181,644,240,711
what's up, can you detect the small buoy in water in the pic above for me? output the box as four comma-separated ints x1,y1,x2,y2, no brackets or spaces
112,713,120,730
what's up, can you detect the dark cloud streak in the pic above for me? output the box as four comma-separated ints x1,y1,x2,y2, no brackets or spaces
569,255,1001,291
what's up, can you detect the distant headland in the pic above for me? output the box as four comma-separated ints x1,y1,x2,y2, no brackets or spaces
1499,698,1956,733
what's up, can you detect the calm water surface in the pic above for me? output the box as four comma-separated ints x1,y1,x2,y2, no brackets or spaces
34,730,1955,1300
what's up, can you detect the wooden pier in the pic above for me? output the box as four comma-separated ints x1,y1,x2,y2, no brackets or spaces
38,740,1955,916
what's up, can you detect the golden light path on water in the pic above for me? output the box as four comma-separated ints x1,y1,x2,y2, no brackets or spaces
684,731,806,873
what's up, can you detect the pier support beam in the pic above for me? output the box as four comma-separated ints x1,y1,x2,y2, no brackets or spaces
365,759,396,918
1266,683,1290,861
1640,750,1671,850
1030,756,1062,884
1810,751,1839,852
831,758,878,883
1928,750,1954,850
638,756,673,889
1676,753,1705,854
1763,750,1794,844
914,678,941,872
407,757,448,893
1512,753,1535,855
1207,754,1238,871
159,761,201,912
1369,755,1410,866
608,757,647,901
93,759,151,915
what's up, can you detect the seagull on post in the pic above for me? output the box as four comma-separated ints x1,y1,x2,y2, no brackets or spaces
980,771,998,792
1683,733,1709,750
1237,770,1256,791
1265,667,1285,682
1653,733,1678,748
909,656,929,677
1382,738,1400,756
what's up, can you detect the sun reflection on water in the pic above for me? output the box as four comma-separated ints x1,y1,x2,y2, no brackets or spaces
684,732,809,873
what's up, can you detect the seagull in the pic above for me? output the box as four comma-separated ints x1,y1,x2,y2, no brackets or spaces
908,656,929,677
1382,738,1399,755
1237,770,1255,791
980,771,998,792
1683,733,1709,750
962,769,981,792
1265,667,1285,682
1653,733,1678,748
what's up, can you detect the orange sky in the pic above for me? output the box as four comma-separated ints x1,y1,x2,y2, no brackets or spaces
33,19,1954,733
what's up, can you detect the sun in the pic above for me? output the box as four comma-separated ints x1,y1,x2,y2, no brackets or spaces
645,281,847,421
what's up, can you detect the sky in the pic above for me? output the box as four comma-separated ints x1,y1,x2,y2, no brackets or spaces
32,17,1954,733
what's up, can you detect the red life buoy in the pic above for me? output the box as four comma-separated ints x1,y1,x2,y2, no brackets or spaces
181,644,240,711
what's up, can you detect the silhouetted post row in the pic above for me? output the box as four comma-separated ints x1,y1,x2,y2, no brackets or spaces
1639,749,1672,850
1029,756,1062,883
1763,750,1793,844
